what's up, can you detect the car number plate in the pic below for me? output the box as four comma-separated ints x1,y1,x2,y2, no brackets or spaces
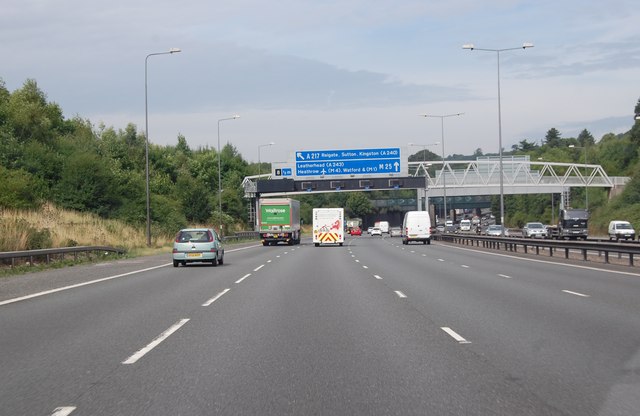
187,253,202,258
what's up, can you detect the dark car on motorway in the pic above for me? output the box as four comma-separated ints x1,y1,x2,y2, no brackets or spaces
172,228,224,267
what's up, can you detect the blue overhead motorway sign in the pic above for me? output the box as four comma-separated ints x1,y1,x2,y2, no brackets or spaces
296,159,401,176
295,147,403,178
295,148,400,162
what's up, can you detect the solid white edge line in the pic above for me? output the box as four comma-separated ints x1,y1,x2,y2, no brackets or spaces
253,264,265,271
122,318,190,364
235,274,251,284
498,274,512,279
442,243,640,278
52,407,76,416
461,265,470,268
0,263,171,307
562,289,590,297
0,244,266,308
394,290,407,298
202,288,231,306
441,327,471,344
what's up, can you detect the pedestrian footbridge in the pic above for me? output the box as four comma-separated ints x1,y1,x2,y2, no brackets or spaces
409,158,629,198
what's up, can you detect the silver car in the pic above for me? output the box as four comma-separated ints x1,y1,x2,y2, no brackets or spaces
522,222,547,238
172,228,224,267
486,225,509,237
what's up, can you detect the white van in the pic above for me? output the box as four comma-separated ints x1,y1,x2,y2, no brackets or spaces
402,211,431,245
459,219,472,232
608,220,636,241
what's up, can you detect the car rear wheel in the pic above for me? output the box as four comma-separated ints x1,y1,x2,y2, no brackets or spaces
173,260,179,267
218,255,224,265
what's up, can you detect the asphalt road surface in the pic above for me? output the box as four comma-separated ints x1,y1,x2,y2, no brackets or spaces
1,236,640,415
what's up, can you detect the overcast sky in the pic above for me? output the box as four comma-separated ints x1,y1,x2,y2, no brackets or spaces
2,0,639,164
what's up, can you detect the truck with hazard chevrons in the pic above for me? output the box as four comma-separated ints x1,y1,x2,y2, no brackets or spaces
258,198,301,246
313,207,344,247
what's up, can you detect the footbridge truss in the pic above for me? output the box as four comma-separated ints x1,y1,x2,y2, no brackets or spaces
242,159,629,199
407,159,628,198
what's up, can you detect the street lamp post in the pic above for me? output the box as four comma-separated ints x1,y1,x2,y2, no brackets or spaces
463,43,533,235
569,144,588,209
144,48,181,247
420,113,463,223
408,142,439,213
217,115,240,236
258,142,275,177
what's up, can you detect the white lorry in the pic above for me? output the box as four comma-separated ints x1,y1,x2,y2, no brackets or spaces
313,208,344,247
258,198,301,246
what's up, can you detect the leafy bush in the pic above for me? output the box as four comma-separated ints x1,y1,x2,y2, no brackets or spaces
0,166,43,210
26,227,52,250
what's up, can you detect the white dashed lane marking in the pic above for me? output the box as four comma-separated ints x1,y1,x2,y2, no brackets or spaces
122,319,190,364
202,288,231,306
51,407,76,416
562,289,590,298
441,327,471,344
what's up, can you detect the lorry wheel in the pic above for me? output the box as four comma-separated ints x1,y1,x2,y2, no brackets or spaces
314,243,319,247
339,243,343,246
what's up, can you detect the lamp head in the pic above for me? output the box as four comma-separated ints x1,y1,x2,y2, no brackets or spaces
522,42,534,49
462,44,474,50
169,48,181,53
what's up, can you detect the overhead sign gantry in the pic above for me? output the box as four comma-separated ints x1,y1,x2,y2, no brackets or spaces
272,147,406,179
